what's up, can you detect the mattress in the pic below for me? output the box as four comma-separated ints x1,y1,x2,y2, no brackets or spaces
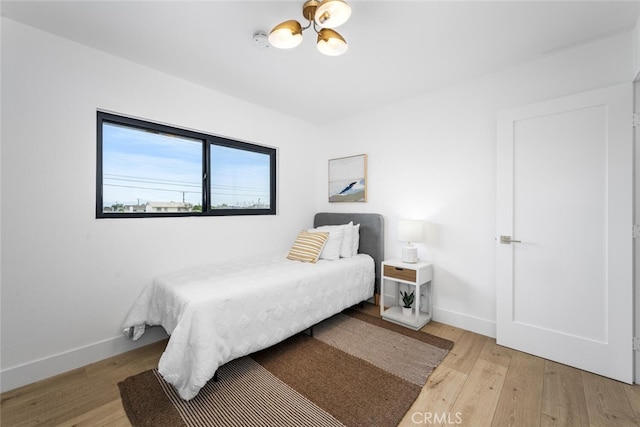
122,253,375,400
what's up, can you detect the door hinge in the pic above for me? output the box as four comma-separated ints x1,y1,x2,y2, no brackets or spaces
634,337,640,352
633,112,640,127
633,225,640,239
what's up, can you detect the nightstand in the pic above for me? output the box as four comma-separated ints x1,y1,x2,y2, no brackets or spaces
380,259,433,330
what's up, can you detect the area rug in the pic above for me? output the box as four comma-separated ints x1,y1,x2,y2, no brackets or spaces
119,309,453,427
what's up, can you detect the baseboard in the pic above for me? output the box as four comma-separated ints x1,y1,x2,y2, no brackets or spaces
1,309,496,393
432,306,496,338
0,327,168,393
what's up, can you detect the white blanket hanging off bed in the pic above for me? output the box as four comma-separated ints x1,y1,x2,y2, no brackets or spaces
122,254,374,400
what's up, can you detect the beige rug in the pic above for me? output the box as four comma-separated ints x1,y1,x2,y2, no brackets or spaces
119,309,453,427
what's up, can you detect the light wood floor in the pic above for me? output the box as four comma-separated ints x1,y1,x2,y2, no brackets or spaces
2,306,639,426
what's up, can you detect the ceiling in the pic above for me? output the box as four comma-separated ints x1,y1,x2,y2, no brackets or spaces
2,1,640,124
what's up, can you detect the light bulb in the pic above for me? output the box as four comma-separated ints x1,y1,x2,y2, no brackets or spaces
268,20,303,49
316,28,348,56
315,0,351,28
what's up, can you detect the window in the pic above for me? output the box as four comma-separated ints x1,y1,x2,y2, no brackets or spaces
97,112,276,217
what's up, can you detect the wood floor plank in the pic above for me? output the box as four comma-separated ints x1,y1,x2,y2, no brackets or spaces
398,366,468,427
623,383,640,422
6,373,115,426
57,399,129,427
491,351,544,426
582,370,637,426
2,388,70,426
439,331,489,375
0,367,86,410
423,321,465,343
448,358,508,427
478,339,514,369
540,360,590,427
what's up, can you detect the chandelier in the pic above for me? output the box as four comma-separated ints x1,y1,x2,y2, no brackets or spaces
268,0,351,56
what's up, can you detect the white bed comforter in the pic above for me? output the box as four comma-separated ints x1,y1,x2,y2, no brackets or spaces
122,254,374,400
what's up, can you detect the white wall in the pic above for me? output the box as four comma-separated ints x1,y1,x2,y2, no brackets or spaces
0,18,320,391
2,17,636,392
316,32,634,337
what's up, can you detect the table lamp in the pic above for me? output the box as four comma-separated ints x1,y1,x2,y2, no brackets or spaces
398,219,423,263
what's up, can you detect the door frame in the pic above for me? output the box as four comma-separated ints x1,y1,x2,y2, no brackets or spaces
634,79,640,385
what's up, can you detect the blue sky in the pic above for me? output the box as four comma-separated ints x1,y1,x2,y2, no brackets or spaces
102,123,270,208
210,145,270,207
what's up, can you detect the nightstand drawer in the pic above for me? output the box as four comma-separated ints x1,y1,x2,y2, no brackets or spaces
383,265,416,282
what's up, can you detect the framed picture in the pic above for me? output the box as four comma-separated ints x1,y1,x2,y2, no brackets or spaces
328,154,367,202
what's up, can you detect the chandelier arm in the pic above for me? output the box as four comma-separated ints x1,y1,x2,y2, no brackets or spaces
300,20,313,33
312,20,321,35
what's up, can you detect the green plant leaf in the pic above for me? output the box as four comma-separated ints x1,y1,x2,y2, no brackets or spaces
401,290,415,308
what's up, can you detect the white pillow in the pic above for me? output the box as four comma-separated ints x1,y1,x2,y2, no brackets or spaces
317,223,354,258
315,223,355,258
308,227,344,260
340,222,354,257
351,223,360,256
315,222,359,258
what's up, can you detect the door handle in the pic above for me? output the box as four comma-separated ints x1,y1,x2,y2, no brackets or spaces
500,235,521,244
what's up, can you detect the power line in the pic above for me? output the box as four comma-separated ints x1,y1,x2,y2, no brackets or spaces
103,183,201,194
104,175,200,188
105,174,267,192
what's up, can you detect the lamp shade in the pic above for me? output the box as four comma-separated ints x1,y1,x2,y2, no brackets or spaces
316,28,348,56
315,0,351,28
268,20,303,49
398,219,423,243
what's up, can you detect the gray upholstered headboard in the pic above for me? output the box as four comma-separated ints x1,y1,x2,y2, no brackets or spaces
314,212,385,294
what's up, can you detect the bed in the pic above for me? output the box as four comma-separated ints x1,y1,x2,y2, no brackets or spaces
122,212,384,400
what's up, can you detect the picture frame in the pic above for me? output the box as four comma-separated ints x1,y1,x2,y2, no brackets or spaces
328,154,367,202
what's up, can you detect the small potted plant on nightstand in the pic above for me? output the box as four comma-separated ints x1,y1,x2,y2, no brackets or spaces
400,290,414,316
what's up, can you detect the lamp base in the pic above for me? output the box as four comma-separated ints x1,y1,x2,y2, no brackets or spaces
402,246,418,263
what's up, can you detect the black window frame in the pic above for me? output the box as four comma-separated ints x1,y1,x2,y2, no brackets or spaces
96,111,277,218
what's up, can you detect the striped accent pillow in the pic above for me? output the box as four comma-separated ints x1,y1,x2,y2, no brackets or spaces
287,230,329,263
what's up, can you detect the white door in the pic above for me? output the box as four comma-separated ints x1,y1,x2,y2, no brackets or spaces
496,83,633,383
